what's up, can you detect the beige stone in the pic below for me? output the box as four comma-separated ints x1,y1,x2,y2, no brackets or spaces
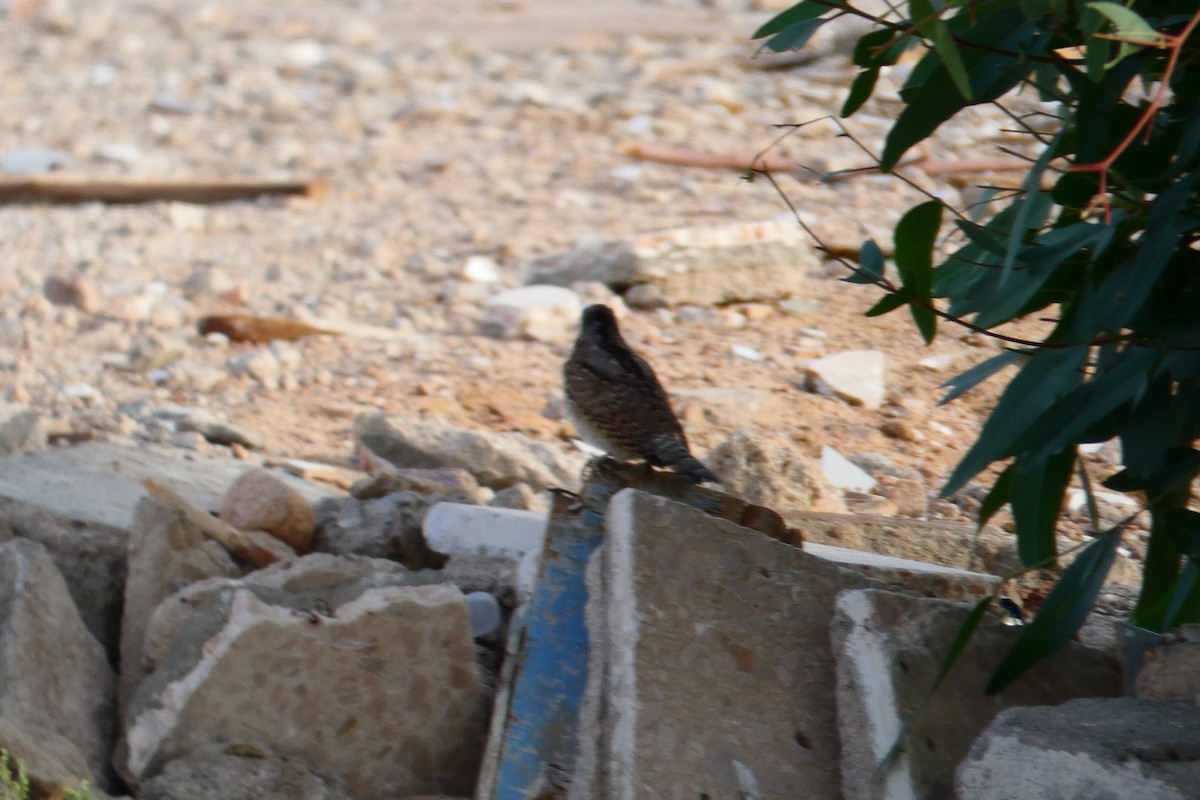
1135,640,1200,705
120,582,488,799
219,468,316,553
707,429,847,514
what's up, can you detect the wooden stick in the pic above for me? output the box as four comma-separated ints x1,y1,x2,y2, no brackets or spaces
142,479,296,567
616,141,807,173
0,176,328,205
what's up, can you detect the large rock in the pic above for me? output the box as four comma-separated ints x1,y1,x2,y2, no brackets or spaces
707,430,848,513
832,588,1120,800
956,698,1200,800
120,496,241,713
522,221,815,307
574,488,879,799
354,412,584,491
0,539,116,791
138,742,355,800
134,553,514,704
312,491,453,570
119,576,490,797
0,442,333,654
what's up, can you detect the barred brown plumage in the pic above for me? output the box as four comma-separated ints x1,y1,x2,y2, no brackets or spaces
562,304,717,484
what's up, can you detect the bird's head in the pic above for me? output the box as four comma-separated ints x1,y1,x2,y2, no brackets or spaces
580,304,620,338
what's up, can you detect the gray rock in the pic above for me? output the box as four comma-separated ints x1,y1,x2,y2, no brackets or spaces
348,467,491,504
355,412,584,491
139,743,354,800
832,588,1119,800
956,698,1200,800
707,429,847,513
0,405,46,456
523,221,815,307
136,554,515,681
119,581,489,799
0,539,116,791
480,285,581,342
487,483,548,512
0,718,98,800
119,496,241,714
806,350,887,409
313,492,451,570
0,442,333,654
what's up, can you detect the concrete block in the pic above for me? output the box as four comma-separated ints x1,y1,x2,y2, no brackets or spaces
832,589,1120,800
1136,640,1200,706
423,502,548,560
956,698,1200,800
583,488,879,799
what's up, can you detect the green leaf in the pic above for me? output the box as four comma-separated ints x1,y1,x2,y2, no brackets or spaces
759,17,827,53
986,528,1120,694
1162,559,1200,630
911,0,973,100
1076,460,1102,533
977,463,1014,529
880,7,1046,169
894,201,941,297
843,239,885,284
752,0,831,39
1103,448,1200,495
911,303,937,344
1085,2,1160,46
1160,509,1200,558
865,292,909,317
1009,449,1075,567
999,130,1064,287
842,67,881,117
945,347,1088,495
940,351,1023,405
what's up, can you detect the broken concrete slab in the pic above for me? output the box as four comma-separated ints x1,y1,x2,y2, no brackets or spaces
120,582,489,798
522,220,815,307
955,698,1200,800
805,350,887,409
0,441,334,653
832,589,1120,800
355,411,584,491
807,543,999,601
136,552,515,698
119,495,241,713
580,488,880,799
0,538,116,791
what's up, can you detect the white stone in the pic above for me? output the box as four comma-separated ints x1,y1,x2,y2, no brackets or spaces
423,502,547,560
822,445,876,491
731,344,764,361
806,350,886,409
462,255,501,283
481,285,581,342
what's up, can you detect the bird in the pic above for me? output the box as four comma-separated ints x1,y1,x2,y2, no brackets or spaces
563,304,718,484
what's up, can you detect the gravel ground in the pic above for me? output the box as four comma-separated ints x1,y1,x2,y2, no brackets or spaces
0,0,1141,550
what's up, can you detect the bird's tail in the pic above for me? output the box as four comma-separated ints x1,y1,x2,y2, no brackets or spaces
650,434,718,484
